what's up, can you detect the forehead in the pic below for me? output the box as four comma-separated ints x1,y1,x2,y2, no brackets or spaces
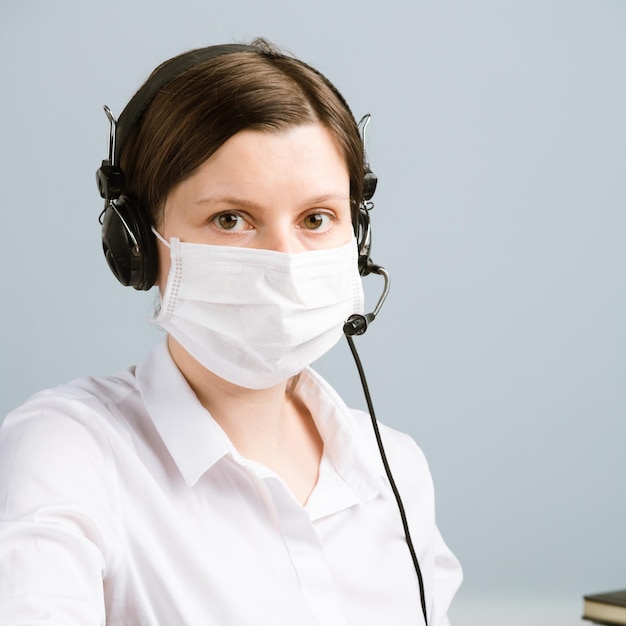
171,124,350,202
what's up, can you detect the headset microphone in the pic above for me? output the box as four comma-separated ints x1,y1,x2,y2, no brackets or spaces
343,114,390,337
343,262,390,336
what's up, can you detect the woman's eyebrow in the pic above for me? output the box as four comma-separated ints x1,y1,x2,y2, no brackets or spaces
193,195,262,210
193,193,350,209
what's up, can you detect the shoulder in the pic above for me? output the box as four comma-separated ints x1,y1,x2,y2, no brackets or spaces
0,369,141,491
299,367,434,495
350,408,429,468
3,365,138,429
0,372,142,576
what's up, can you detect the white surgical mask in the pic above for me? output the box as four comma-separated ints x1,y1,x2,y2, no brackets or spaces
151,230,364,389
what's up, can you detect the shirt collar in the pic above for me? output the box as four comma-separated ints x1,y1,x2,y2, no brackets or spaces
136,339,231,487
136,339,384,501
294,368,384,507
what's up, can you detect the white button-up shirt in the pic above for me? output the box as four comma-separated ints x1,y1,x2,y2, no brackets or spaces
0,340,461,625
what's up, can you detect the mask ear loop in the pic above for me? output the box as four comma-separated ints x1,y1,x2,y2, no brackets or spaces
151,226,171,248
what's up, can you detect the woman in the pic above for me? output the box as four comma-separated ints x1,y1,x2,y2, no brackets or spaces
0,40,461,625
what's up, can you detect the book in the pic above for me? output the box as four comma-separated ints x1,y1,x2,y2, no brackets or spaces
583,589,626,625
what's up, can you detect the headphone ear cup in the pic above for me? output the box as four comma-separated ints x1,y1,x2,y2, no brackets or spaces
101,196,158,290
362,168,378,202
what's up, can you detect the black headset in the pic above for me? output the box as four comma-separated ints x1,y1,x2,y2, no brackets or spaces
95,44,378,290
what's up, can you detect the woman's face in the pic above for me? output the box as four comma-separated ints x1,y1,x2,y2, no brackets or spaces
156,123,353,287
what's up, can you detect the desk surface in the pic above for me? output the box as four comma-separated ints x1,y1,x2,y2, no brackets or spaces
448,594,583,626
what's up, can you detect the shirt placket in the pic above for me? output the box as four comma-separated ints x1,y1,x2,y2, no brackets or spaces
260,473,349,626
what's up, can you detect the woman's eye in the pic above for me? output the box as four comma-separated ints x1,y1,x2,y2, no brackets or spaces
302,213,332,231
212,212,246,231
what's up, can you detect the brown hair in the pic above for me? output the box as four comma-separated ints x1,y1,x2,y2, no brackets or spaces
120,40,365,226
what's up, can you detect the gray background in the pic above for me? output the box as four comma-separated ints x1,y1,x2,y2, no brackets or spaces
1,1,624,623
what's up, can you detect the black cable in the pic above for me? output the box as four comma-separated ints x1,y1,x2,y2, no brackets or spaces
346,335,428,625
